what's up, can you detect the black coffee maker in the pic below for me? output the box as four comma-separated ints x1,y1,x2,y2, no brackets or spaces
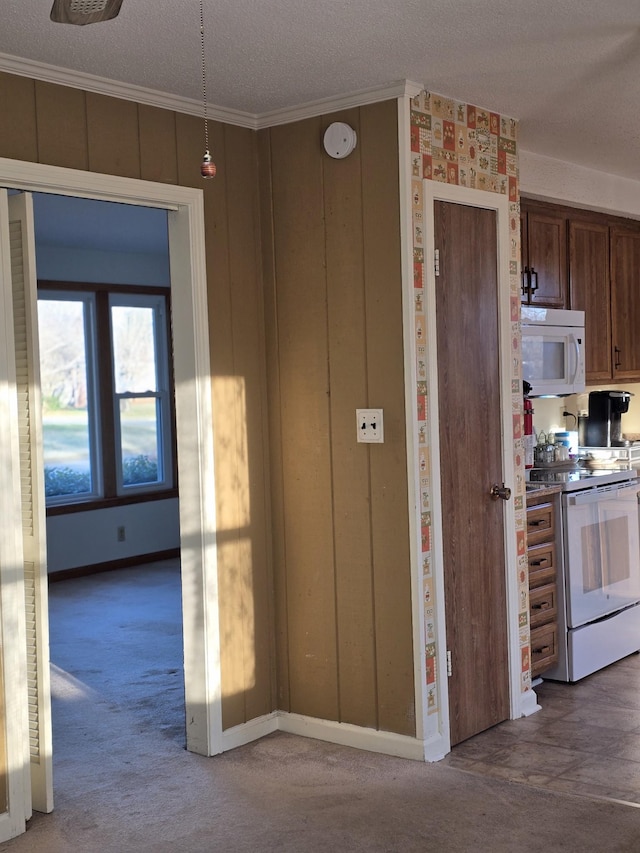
581,390,634,447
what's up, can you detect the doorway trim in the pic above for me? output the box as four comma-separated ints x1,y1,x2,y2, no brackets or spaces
0,156,223,758
421,180,521,757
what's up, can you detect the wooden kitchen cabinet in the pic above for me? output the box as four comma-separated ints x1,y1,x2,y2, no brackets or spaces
568,219,612,382
526,491,560,679
529,583,558,630
520,202,568,307
610,228,640,381
529,623,558,677
521,197,640,382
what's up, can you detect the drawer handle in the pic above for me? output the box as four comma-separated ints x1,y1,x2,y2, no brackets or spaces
533,645,551,655
530,557,550,567
532,601,551,610
528,519,550,528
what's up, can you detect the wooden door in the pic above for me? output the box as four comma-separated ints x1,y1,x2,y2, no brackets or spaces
568,220,611,382
434,200,510,746
611,229,640,381
523,208,567,307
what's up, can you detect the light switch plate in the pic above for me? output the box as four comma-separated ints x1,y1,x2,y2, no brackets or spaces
356,408,384,443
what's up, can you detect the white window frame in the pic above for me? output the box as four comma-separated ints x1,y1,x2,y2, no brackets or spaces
109,291,173,496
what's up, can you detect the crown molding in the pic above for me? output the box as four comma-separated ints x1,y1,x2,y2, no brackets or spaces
0,52,258,129
0,52,423,131
253,79,424,129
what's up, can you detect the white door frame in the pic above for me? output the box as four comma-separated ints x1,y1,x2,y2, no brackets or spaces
417,180,521,758
0,158,223,767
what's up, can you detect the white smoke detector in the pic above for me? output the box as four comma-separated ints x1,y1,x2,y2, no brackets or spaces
323,122,357,159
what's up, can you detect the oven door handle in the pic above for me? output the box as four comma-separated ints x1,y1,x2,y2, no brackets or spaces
566,483,640,506
565,484,639,506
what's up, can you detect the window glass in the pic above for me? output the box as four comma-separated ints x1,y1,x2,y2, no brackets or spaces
111,305,157,393
119,397,161,486
37,298,95,500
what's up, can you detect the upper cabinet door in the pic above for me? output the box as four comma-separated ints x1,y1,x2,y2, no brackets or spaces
611,229,640,381
568,220,611,382
522,208,568,307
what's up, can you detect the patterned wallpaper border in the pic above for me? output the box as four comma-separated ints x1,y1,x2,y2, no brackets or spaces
408,91,530,722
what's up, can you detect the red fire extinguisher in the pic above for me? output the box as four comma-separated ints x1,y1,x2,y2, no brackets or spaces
523,381,534,469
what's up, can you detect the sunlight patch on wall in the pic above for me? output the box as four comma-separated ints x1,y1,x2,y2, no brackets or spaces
213,377,256,703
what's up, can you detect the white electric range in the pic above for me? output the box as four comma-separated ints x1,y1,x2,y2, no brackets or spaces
528,466,640,682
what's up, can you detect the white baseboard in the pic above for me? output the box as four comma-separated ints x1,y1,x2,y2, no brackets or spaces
519,688,542,718
221,711,426,761
277,712,425,760
422,732,449,762
220,712,279,751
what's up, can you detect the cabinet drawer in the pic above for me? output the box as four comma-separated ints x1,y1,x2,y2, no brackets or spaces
527,542,556,587
526,502,555,545
529,582,557,629
530,624,558,678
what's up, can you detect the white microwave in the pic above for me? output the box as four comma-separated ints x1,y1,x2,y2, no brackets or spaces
521,306,586,397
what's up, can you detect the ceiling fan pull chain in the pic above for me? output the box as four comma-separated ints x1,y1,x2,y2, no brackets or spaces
200,0,217,178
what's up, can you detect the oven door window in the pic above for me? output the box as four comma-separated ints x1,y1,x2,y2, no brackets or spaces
563,485,640,628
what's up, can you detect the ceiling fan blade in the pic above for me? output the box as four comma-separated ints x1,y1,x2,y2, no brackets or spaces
50,0,124,25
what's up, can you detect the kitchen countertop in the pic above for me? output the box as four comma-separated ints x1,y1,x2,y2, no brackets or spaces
525,483,563,503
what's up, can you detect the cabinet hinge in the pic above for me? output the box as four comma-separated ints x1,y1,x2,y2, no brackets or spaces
446,649,452,677
434,248,440,277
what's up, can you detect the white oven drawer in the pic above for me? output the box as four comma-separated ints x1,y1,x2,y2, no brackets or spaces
563,482,640,628
568,604,640,681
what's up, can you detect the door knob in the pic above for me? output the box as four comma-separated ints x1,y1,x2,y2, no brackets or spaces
490,483,512,501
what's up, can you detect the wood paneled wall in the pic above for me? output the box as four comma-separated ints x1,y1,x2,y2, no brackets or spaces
0,71,274,731
259,101,415,736
0,72,416,742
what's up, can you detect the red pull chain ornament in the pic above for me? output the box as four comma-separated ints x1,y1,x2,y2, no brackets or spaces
201,151,217,179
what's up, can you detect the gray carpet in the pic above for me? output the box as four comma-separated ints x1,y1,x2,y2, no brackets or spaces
4,563,640,852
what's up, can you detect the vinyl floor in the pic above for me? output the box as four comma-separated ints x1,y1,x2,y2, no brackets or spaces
443,652,640,807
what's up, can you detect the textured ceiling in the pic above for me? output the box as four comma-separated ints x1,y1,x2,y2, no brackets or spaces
1,1,640,180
